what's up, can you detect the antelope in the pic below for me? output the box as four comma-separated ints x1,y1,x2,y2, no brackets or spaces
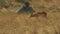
30,12,47,18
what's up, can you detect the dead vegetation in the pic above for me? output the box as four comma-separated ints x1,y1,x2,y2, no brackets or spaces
0,0,60,34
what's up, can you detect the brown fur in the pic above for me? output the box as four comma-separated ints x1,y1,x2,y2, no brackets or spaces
30,12,47,18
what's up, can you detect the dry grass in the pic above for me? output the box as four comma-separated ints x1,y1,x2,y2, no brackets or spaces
0,0,60,34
